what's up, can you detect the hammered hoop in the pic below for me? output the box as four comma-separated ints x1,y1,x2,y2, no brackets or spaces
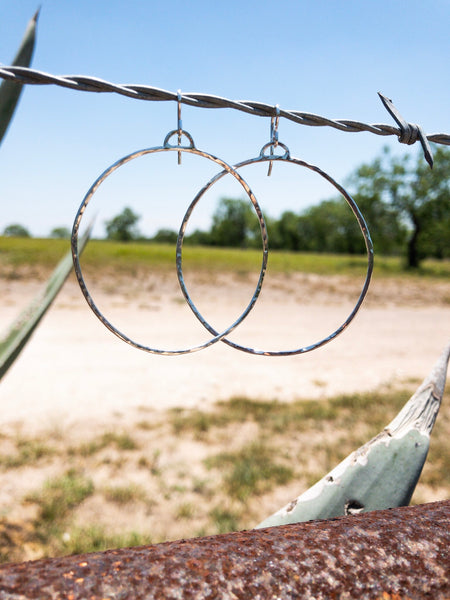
71,131,269,355
176,143,374,356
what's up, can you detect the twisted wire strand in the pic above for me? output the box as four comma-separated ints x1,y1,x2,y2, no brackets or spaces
1,65,449,147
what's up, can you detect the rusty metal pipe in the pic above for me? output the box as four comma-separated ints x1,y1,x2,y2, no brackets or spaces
0,500,448,599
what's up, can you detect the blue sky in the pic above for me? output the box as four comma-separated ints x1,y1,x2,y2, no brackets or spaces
1,1,449,238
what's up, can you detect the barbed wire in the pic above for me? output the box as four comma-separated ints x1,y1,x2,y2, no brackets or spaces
1,65,449,166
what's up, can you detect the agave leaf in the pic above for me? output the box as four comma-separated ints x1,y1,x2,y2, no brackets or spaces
0,9,39,145
256,342,450,528
0,224,93,380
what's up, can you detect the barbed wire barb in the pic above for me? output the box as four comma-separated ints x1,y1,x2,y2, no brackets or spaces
378,93,434,168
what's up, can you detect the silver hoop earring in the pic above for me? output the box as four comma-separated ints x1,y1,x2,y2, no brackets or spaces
176,117,374,356
72,97,269,355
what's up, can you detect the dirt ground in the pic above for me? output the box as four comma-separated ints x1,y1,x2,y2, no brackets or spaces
0,270,449,561
0,270,449,430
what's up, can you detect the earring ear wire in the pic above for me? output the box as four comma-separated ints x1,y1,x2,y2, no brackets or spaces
177,90,182,164
267,104,280,176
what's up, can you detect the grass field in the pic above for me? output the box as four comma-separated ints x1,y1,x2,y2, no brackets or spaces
1,236,449,278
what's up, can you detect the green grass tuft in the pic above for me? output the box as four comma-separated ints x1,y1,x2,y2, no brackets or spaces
71,431,139,457
206,441,294,502
28,469,94,524
103,483,148,505
209,506,242,534
59,525,152,556
0,437,55,469
176,502,195,520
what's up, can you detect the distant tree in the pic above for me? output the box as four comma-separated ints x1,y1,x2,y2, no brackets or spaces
348,146,450,268
210,198,255,247
3,223,31,237
184,229,212,246
247,213,279,250
105,207,141,242
297,200,366,254
152,228,178,244
350,194,406,256
50,226,71,239
274,211,302,251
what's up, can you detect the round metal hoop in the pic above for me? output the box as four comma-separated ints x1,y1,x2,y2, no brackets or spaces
177,152,374,356
71,142,269,355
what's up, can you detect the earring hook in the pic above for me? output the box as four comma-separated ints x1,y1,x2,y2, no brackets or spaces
267,105,280,176
177,90,182,164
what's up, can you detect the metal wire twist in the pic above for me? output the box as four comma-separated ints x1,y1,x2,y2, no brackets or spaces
1,66,449,164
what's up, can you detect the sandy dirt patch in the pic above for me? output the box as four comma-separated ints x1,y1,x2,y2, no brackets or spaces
0,271,449,431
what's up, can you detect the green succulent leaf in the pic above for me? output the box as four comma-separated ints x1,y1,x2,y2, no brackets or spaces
0,224,93,380
256,342,450,528
0,9,39,145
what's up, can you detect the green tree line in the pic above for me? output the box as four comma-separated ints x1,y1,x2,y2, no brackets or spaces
3,146,449,269
153,146,450,269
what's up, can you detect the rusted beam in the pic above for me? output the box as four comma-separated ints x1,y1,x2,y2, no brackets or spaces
0,500,448,599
